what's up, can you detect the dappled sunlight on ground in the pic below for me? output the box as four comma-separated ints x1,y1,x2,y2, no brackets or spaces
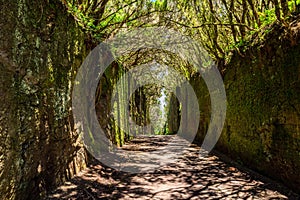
46,135,299,199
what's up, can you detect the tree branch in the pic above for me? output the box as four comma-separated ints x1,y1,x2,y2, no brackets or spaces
167,19,255,30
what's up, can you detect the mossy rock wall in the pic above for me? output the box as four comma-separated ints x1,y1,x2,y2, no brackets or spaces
194,24,300,192
0,1,89,199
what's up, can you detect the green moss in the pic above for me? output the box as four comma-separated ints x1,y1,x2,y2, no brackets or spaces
193,25,300,191
222,39,300,191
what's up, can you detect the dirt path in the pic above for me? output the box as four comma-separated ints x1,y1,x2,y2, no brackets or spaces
46,135,299,199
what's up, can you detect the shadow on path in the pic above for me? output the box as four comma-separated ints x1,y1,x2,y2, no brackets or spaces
46,135,299,199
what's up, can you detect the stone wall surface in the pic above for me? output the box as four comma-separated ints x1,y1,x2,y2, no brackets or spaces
0,1,89,199
193,23,300,192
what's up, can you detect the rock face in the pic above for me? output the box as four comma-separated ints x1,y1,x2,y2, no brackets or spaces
0,1,88,199
193,22,300,192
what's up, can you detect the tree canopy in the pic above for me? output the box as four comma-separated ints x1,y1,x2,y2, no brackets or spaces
62,0,300,62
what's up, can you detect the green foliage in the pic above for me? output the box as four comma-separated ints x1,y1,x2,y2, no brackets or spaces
258,9,277,27
288,0,300,12
172,0,295,62
64,0,170,40
66,2,96,31
64,0,300,144
154,0,168,11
